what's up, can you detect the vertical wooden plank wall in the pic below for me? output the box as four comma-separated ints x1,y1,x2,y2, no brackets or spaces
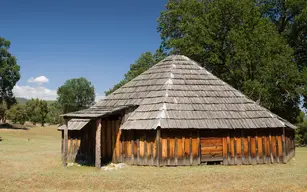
93,123,294,166
117,129,200,166
222,128,288,165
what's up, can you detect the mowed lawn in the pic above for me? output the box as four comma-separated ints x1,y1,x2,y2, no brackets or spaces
0,126,307,192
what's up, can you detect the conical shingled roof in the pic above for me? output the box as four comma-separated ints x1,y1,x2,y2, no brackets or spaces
64,55,295,130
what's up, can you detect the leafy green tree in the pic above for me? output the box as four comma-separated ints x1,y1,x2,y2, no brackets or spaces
258,0,307,108
25,99,40,125
157,0,302,122
259,0,307,67
0,37,20,115
47,101,63,125
39,100,48,126
296,121,307,145
0,100,8,123
105,50,166,95
25,99,50,126
57,77,95,113
6,104,27,125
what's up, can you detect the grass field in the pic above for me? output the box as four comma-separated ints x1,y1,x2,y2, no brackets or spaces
0,125,307,192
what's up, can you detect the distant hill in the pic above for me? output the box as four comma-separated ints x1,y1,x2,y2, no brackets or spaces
16,97,56,105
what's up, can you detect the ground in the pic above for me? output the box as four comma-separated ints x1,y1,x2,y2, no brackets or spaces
0,125,307,192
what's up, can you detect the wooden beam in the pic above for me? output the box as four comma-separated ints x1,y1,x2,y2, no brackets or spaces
156,128,161,167
241,130,244,164
197,130,200,165
175,136,178,166
190,131,193,165
95,119,102,168
234,136,237,165
255,130,259,163
227,131,230,165
131,130,134,163
62,119,68,167
282,127,286,163
269,132,273,163
167,135,170,165
276,133,279,163
120,131,123,162
144,132,147,165
248,136,251,164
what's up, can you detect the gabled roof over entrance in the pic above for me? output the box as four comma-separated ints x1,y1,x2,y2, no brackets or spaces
62,55,295,130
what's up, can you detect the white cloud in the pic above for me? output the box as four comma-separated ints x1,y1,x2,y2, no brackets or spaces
13,85,57,100
28,76,49,84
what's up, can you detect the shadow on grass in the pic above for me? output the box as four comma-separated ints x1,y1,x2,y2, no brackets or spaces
0,123,28,130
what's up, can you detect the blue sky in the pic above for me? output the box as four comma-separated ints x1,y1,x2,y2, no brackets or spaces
1,0,167,100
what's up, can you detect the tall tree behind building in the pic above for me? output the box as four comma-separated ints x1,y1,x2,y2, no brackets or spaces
157,0,303,122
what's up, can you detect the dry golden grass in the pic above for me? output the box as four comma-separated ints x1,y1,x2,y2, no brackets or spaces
0,125,307,192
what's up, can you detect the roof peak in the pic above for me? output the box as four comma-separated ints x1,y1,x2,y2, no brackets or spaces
163,55,191,61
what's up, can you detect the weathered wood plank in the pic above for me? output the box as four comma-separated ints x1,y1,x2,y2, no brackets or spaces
269,132,273,163
131,130,134,163
248,136,251,164
282,128,286,163
95,119,101,168
190,131,193,165
227,131,230,165
175,136,178,166
234,136,237,164
62,119,68,167
255,130,259,163
241,130,244,164
156,128,161,167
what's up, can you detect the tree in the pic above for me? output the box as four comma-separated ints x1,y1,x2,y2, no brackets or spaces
296,122,307,145
25,98,49,126
0,37,20,115
57,77,95,113
39,100,48,126
258,0,307,108
6,104,27,125
0,100,8,123
105,50,166,95
157,0,302,122
25,99,40,125
47,101,63,125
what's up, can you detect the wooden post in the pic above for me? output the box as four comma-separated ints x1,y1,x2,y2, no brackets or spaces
189,131,193,165
262,136,266,164
227,132,230,165
234,137,237,165
282,127,286,163
95,119,102,168
62,119,68,167
248,136,251,164
144,132,147,165
156,128,161,167
241,130,244,164
269,132,273,163
276,134,279,163
120,131,123,162
255,130,259,163
175,136,178,166
131,130,134,163
197,130,200,165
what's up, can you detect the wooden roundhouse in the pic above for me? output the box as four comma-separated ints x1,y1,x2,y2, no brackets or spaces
59,55,295,168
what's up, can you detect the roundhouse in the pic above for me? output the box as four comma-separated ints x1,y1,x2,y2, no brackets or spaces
59,55,295,168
